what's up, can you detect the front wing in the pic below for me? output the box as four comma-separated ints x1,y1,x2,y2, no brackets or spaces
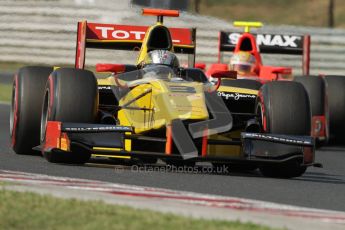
40,121,316,166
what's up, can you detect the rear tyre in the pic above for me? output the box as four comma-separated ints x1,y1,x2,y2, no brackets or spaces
257,81,310,178
294,75,328,145
10,66,53,155
324,75,345,143
41,68,98,164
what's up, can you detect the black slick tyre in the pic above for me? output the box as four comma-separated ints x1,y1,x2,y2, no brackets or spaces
10,66,53,155
257,81,310,178
323,75,345,143
41,68,98,164
294,75,328,145
294,76,325,115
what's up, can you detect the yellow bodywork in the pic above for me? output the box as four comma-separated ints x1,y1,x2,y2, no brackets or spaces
96,77,260,157
96,18,206,134
96,75,208,154
98,76,208,134
136,22,174,66
117,80,208,133
208,130,243,157
93,18,259,158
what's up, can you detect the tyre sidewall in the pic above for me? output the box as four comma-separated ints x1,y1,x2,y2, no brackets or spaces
324,75,345,142
258,81,310,135
41,68,98,164
11,66,53,154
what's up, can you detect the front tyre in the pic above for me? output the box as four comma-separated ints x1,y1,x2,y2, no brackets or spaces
41,68,98,164
257,81,310,178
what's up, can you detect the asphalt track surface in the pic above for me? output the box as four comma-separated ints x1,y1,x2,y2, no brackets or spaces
0,73,12,84
1,103,345,212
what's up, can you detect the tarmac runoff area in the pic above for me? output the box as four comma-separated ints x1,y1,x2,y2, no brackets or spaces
0,73,12,105
1,170,345,230
0,73,12,85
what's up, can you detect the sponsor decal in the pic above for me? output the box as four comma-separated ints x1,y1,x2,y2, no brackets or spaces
86,24,192,44
169,85,196,93
168,93,201,99
94,26,182,43
243,133,313,145
227,33,302,48
63,126,132,132
218,91,256,100
95,26,146,40
98,86,112,90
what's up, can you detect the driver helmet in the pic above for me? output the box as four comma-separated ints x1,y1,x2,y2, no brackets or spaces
229,51,256,75
142,50,180,70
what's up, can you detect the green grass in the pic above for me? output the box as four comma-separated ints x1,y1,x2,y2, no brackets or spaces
198,0,345,28
0,84,11,102
0,62,27,73
0,189,278,230
0,182,8,186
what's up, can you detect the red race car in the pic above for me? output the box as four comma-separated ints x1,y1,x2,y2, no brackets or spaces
203,21,345,145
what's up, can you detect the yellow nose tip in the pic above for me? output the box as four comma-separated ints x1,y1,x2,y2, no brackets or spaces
233,21,263,33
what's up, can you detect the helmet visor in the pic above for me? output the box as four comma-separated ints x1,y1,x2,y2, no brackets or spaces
231,64,253,74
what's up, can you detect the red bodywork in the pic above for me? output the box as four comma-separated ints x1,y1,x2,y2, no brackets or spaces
206,32,311,83
142,8,179,17
205,30,326,140
43,121,64,152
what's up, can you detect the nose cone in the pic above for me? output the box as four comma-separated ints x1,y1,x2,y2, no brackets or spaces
154,81,209,122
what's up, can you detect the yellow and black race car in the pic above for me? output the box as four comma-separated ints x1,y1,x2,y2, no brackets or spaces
10,9,319,178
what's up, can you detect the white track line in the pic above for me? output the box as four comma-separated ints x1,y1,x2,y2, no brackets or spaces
1,169,345,226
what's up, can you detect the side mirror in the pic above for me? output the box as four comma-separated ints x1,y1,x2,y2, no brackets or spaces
272,67,292,80
260,66,292,80
211,70,237,79
272,67,292,75
210,70,237,90
194,62,206,70
96,63,126,73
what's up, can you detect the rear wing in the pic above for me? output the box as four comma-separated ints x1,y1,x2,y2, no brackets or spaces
218,31,311,75
75,21,196,69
